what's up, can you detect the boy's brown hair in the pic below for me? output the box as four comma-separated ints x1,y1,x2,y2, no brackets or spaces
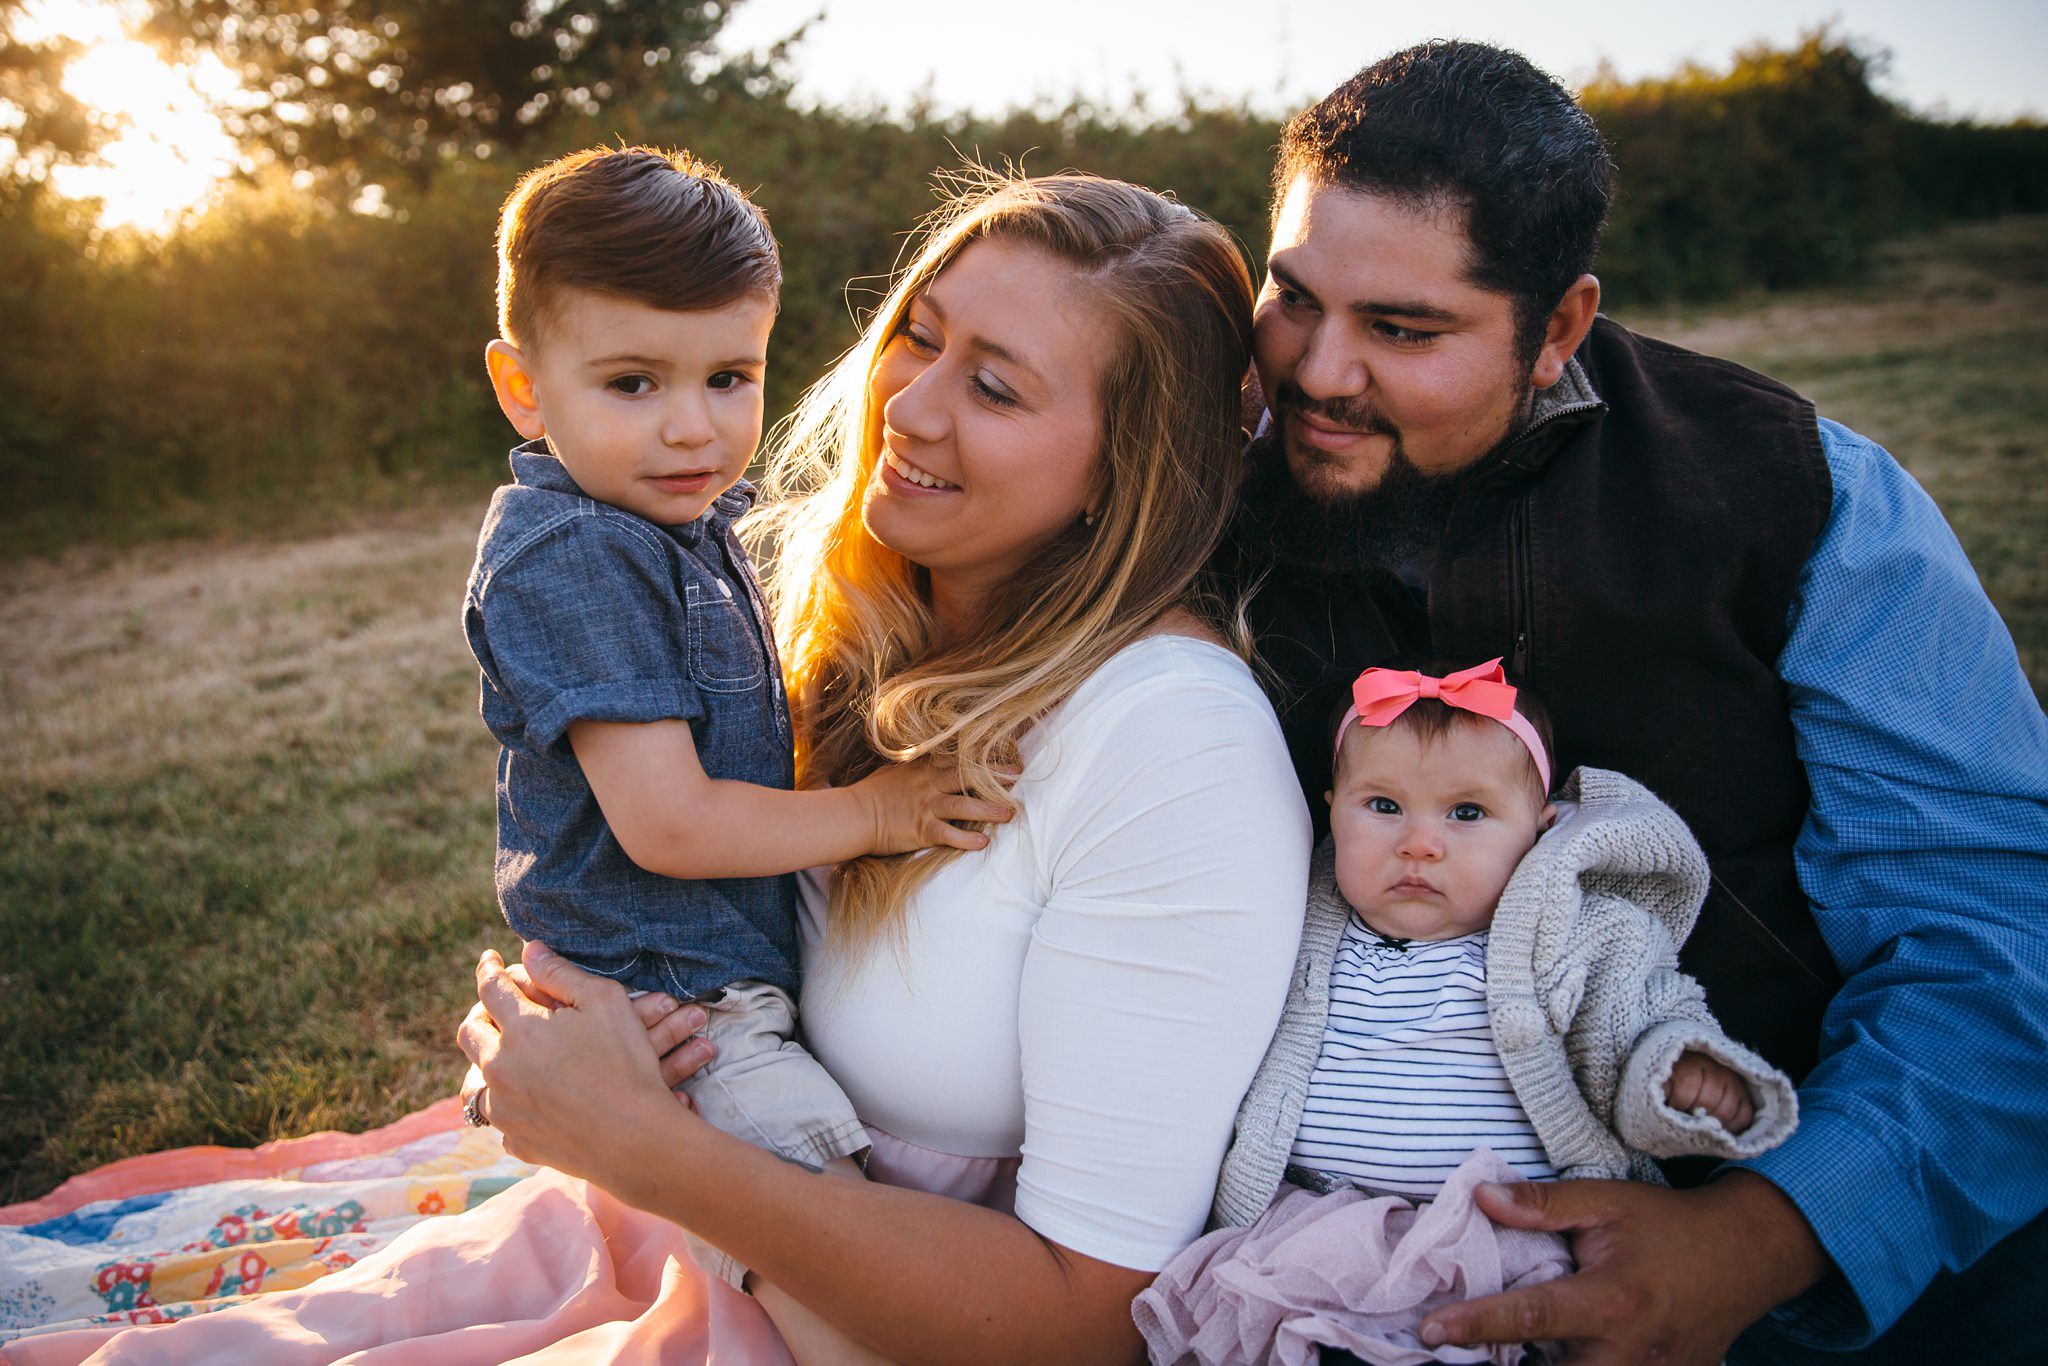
495,145,780,352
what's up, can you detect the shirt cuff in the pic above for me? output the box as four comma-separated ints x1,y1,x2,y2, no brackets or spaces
1733,1097,1931,1348
525,678,703,750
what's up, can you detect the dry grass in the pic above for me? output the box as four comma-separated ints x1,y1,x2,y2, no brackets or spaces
3,217,2042,1205
1615,215,2047,691
0,514,519,1202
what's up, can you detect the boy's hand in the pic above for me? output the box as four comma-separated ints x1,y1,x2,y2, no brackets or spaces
852,759,1014,856
1665,1050,1756,1132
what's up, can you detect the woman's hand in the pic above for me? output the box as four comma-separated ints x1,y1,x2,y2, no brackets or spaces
456,941,714,1174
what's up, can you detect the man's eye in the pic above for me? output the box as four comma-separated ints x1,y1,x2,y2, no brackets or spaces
1375,322,1437,346
1367,796,1400,815
1450,802,1486,822
608,374,656,396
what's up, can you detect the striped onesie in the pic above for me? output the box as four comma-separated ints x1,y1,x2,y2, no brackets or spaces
1286,918,1555,1198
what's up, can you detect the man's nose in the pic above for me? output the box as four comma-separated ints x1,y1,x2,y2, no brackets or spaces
1293,319,1368,401
663,391,716,448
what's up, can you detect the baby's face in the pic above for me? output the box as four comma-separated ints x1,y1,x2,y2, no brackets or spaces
1327,721,1555,942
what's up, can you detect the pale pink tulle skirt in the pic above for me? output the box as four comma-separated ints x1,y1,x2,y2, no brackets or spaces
1132,1149,1572,1366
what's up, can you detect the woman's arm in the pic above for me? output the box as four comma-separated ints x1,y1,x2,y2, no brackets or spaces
463,943,1152,1366
569,717,1008,877
465,649,1309,1363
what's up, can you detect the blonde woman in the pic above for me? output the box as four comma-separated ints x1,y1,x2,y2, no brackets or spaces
86,174,1308,1366
483,171,1311,1362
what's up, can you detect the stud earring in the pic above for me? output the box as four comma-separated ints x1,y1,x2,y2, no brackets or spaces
1082,508,1098,528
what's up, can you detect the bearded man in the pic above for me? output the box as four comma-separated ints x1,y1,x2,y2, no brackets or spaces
1218,39,2048,1365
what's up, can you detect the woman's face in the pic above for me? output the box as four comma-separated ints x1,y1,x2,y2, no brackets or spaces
861,237,1112,604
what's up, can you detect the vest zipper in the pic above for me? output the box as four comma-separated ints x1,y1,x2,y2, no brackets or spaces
1509,493,1534,679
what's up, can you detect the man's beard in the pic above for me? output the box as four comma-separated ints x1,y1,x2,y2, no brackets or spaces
1237,385,1488,574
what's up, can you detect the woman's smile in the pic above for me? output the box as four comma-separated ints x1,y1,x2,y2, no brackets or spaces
879,445,961,491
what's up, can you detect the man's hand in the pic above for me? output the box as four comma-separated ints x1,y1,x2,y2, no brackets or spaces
1419,1170,1832,1365
1665,1050,1756,1133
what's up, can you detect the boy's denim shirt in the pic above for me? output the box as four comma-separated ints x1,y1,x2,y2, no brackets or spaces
462,441,799,999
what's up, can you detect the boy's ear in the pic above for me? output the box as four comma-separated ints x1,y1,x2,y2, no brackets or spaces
485,339,547,441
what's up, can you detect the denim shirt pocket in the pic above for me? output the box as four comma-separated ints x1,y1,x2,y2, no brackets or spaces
686,579,767,693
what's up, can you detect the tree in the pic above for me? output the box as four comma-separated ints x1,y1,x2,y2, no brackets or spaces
137,0,749,176
0,0,101,182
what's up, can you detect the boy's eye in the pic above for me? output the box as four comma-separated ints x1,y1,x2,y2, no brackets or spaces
706,371,752,392
1450,802,1486,822
1367,796,1400,815
607,374,656,396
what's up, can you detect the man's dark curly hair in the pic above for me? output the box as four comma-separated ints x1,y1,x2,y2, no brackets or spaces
1275,41,1614,366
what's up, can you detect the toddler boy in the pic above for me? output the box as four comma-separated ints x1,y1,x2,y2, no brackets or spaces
462,147,1001,1195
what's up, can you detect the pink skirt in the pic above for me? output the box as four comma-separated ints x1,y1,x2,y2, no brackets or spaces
1132,1149,1572,1366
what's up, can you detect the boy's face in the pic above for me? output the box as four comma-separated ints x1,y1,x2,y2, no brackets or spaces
486,286,775,526
1326,720,1555,942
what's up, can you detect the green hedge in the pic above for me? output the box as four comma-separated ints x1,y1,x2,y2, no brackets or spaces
4,34,2042,549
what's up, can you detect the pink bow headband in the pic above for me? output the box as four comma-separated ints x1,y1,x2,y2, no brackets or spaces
1333,658,1552,793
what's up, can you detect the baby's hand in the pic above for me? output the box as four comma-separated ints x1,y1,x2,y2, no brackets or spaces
1664,1050,1756,1133
851,758,1014,856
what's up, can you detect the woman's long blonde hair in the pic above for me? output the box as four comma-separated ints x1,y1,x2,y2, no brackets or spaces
749,171,1255,952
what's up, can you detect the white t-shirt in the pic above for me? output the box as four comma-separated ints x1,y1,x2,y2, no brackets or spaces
798,635,1311,1271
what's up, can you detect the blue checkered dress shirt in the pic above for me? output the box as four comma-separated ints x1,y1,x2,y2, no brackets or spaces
1737,418,2048,1346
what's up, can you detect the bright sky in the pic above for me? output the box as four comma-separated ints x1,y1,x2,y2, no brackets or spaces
716,0,2048,123
13,0,2044,231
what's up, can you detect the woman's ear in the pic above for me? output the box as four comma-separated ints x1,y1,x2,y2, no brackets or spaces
486,339,548,441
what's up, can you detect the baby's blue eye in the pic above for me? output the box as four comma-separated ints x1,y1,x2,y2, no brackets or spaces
1450,802,1486,822
1367,796,1400,815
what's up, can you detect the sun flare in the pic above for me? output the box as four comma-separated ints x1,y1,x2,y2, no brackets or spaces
23,1,243,232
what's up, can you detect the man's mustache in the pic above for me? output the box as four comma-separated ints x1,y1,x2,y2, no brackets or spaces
1271,381,1397,438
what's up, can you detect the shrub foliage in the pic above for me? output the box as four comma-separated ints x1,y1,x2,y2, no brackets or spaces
4,31,2043,549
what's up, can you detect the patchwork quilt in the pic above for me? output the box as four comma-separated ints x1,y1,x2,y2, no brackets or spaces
0,1100,532,1349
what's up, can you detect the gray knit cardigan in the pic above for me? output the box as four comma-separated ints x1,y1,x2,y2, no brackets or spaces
1211,767,1799,1229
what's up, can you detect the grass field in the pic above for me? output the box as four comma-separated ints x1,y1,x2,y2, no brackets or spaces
3,215,2043,1205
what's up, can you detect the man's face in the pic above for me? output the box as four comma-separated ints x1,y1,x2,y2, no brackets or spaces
1254,174,1532,502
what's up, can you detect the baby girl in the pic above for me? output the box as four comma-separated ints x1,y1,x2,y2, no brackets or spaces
1135,659,1798,1366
